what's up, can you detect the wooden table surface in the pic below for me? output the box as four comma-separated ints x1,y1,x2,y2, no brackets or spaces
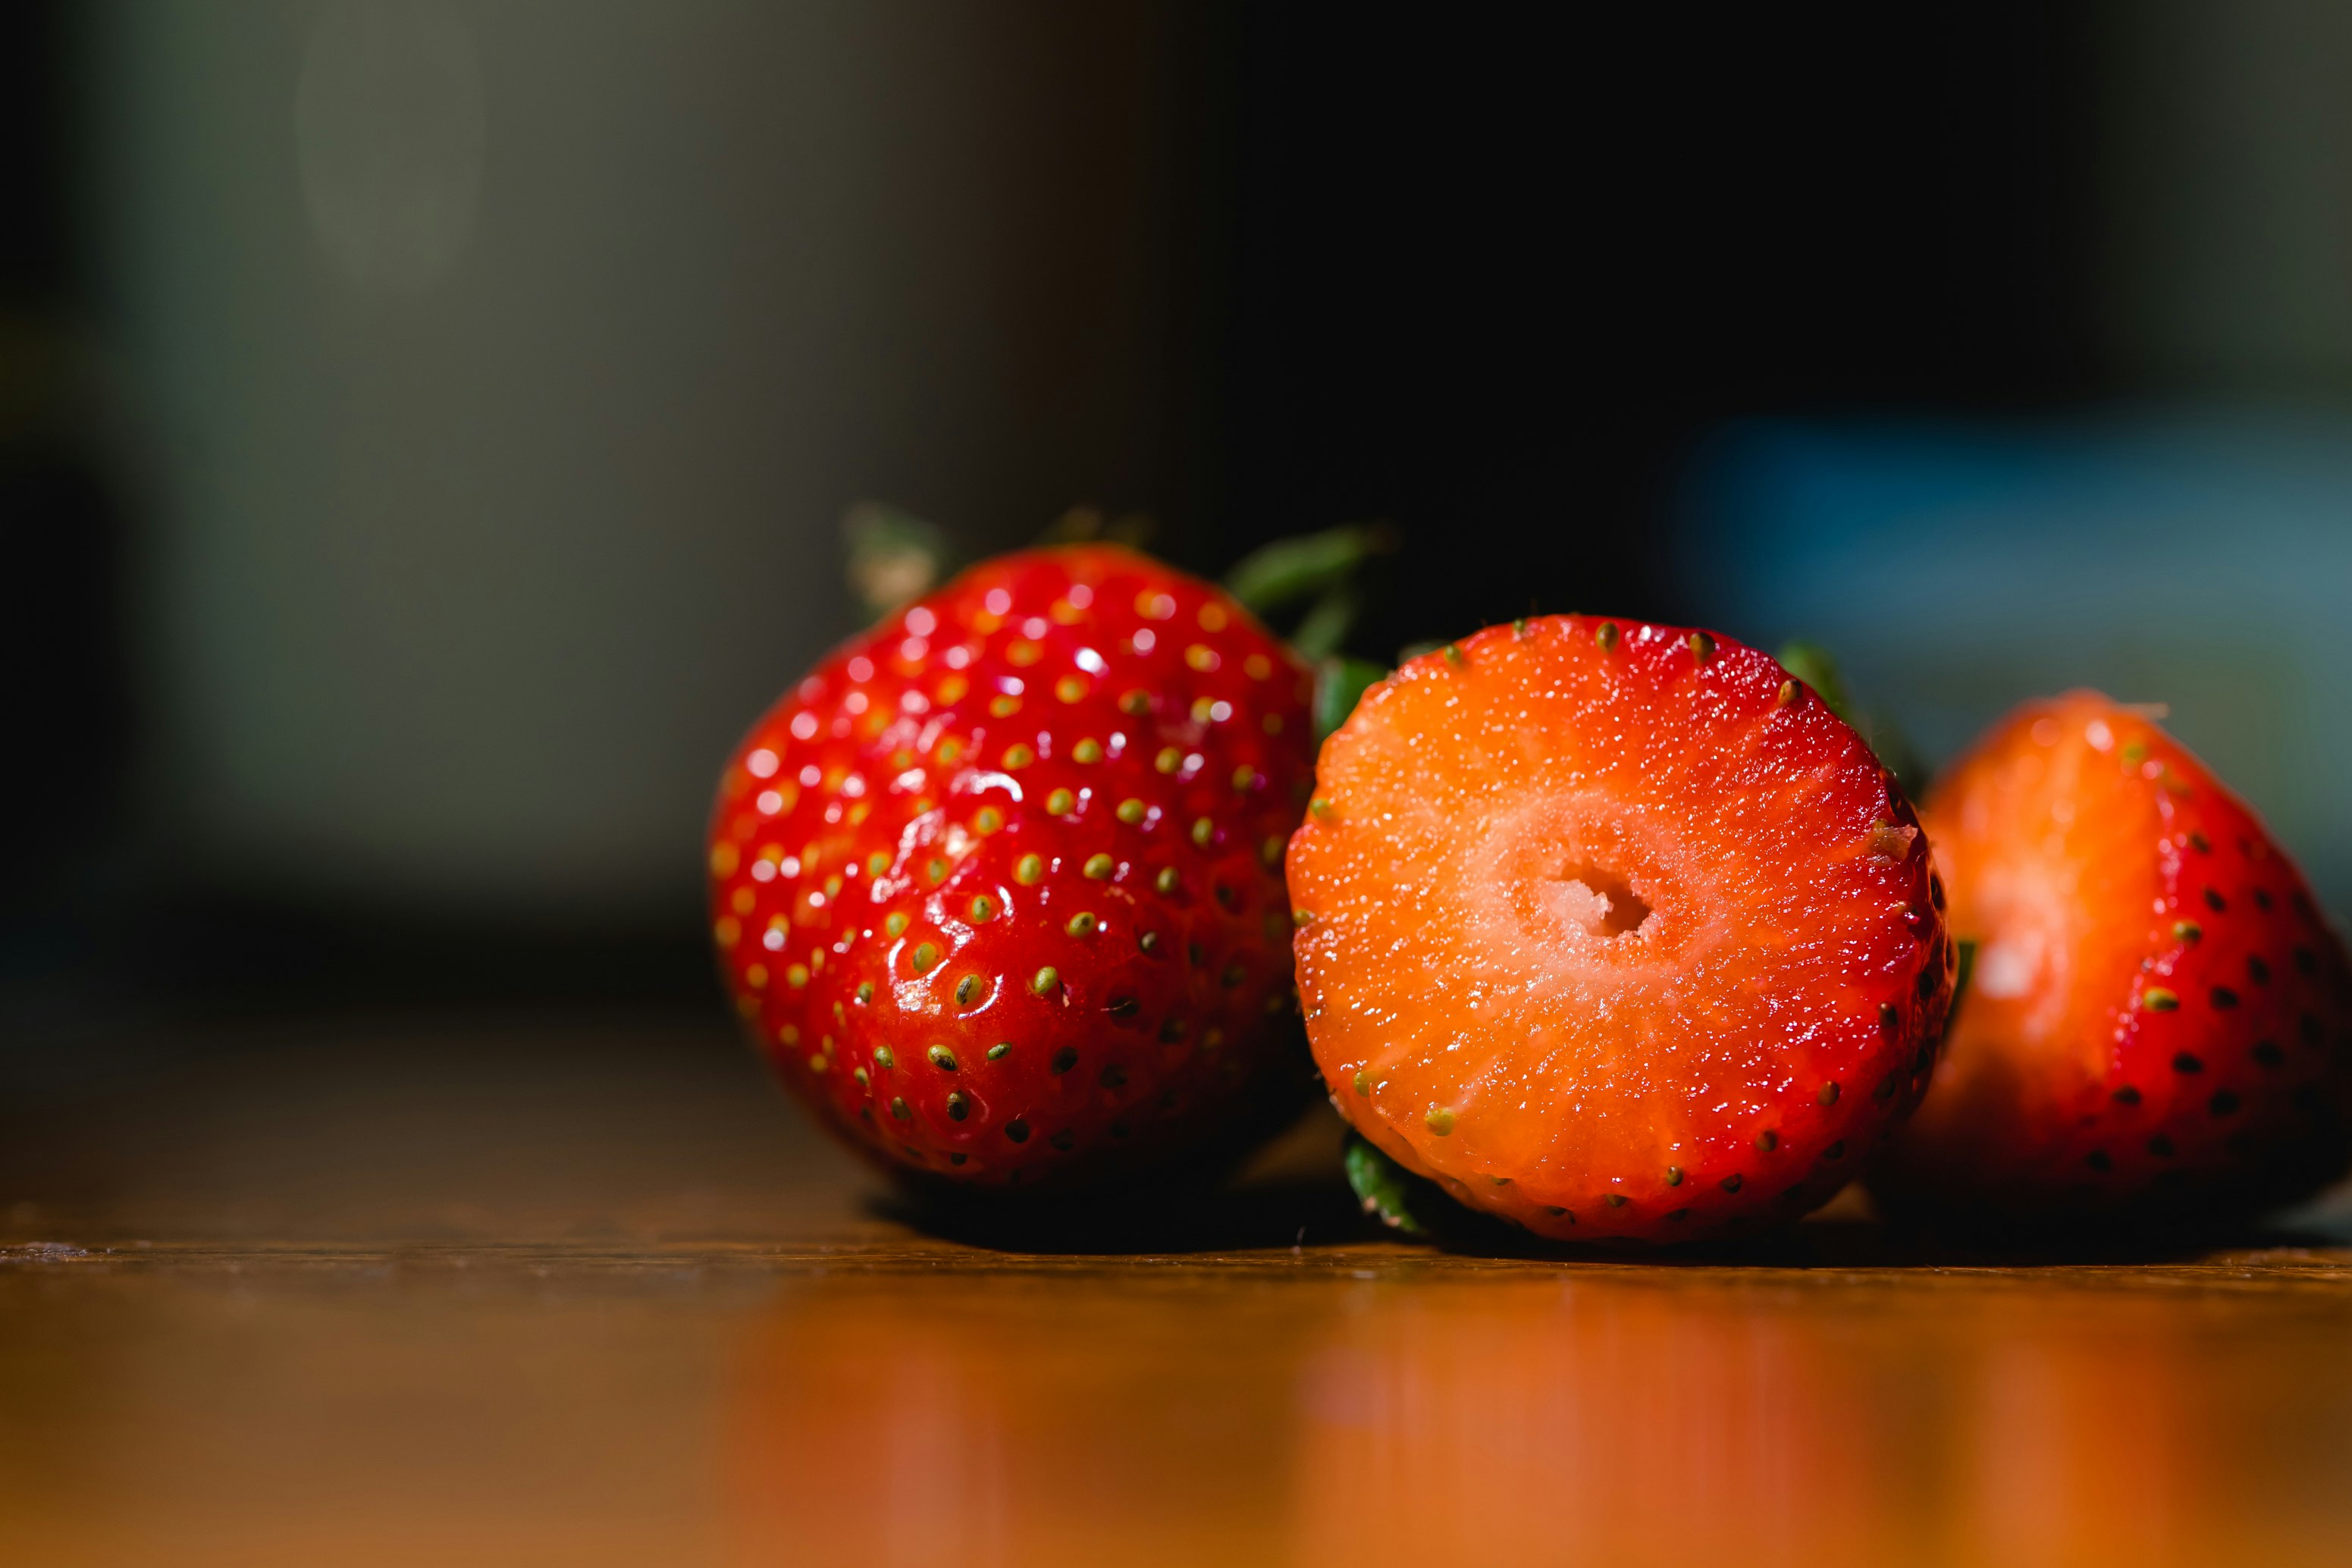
5,1014,2352,1567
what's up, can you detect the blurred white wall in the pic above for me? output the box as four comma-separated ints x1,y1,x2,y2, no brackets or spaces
86,0,1218,914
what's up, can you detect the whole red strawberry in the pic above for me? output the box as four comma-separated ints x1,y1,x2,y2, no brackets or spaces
1874,691,2352,1227
1288,616,1954,1243
708,545,1317,1188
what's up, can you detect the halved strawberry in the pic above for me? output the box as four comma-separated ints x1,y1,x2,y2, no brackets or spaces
1287,616,1952,1243
1874,691,2352,1226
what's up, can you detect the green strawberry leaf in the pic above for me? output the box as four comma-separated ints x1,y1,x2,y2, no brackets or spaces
1288,583,1360,661
1223,523,1398,617
1775,640,1855,723
1774,639,1929,798
842,502,957,622
1314,657,1387,744
1343,1133,1441,1237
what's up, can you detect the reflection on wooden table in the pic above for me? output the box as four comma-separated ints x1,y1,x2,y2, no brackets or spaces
3,1018,2350,1566
733,1259,2352,1568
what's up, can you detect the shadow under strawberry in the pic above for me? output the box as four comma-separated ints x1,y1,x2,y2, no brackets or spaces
864,1041,1371,1256
1341,1132,2307,1268
864,1174,1378,1256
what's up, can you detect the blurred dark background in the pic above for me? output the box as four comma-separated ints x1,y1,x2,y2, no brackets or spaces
9,1,2352,1080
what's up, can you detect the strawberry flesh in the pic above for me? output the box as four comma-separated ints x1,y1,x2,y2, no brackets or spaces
707,545,1316,1187
1287,617,1953,1242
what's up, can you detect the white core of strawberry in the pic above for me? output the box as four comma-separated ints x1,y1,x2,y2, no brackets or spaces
1544,862,1654,941
1467,790,1693,958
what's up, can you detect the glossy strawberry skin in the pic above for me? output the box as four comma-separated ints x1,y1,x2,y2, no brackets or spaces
1875,693,2352,1227
707,546,1316,1189
1289,617,1953,1243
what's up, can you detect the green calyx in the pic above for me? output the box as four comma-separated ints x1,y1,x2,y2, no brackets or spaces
1776,641,1855,723
1223,523,1400,619
1314,656,1388,745
842,502,956,623
1774,639,1927,797
1288,586,1359,661
1343,1134,1435,1238
1224,522,1400,663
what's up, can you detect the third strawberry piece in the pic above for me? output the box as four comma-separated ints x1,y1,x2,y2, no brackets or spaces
1874,691,2352,1227
1287,617,1954,1243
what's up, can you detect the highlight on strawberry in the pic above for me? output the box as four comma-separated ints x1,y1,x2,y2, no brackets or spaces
1290,617,1955,1243
1872,691,2352,1229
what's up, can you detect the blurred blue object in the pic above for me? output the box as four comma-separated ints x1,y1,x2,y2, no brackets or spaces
1675,408,2352,911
